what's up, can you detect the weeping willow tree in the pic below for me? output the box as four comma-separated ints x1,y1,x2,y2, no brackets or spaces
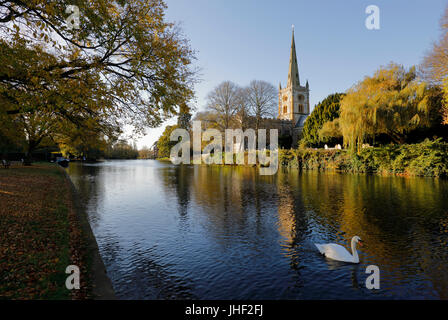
338,63,435,151
444,79,448,124
421,5,448,123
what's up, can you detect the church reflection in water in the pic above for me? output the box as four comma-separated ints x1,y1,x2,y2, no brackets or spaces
68,161,448,299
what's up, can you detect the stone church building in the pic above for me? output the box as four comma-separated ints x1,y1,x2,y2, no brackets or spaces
261,28,310,148
278,28,310,133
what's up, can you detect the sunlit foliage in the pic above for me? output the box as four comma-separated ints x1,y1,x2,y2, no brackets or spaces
421,5,448,124
0,0,197,160
337,64,435,150
156,124,179,158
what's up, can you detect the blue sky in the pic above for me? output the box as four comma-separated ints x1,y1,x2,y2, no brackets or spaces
136,0,447,148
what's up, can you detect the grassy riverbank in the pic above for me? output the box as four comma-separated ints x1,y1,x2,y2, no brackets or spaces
280,139,448,177
0,163,90,299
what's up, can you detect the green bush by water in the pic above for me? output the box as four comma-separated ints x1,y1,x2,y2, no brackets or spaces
279,139,448,177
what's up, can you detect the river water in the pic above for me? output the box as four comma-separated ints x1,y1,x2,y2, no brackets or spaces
66,160,448,299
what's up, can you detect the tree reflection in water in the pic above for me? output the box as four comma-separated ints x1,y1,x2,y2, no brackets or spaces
68,160,448,299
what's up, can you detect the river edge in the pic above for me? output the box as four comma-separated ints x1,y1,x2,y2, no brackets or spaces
0,163,114,299
156,159,447,179
62,168,116,299
157,139,448,178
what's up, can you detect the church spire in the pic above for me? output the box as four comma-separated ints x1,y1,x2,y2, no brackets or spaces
287,25,300,88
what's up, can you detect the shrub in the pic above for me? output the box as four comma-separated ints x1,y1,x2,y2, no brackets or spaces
280,139,448,177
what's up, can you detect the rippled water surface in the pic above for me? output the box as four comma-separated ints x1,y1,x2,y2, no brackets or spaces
66,160,448,299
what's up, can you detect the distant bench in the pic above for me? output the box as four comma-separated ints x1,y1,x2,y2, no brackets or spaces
2,160,11,169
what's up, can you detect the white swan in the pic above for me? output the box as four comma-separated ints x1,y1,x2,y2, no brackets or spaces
315,236,363,263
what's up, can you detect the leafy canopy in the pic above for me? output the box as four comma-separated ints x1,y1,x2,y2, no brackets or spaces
156,124,179,158
338,63,434,150
0,0,197,159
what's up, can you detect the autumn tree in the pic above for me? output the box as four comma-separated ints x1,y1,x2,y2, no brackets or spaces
177,102,193,129
319,118,342,142
156,124,179,158
193,111,221,130
0,110,25,155
0,0,197,161
138,146,151,159
104,140,139,159
421,5,448,124
338,63,435,151
1,0,196,124
17,111,58,162
54,118,118,161
1,65,119,162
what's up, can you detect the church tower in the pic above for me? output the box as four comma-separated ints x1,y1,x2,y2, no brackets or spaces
278,27,310,128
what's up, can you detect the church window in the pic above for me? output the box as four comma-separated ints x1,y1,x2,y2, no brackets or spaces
283,105,287,114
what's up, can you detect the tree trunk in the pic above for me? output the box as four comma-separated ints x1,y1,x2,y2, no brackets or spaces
24,139,39,165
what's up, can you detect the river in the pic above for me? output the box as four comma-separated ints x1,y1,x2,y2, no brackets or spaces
66,160,448,299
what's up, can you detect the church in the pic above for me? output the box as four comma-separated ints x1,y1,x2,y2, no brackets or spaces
278,27,310,129
264,27,310,148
